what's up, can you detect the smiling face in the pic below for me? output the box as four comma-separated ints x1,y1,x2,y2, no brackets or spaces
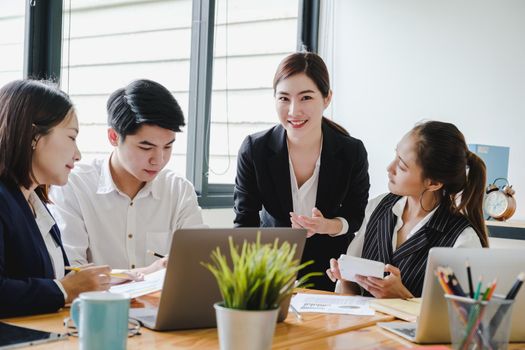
274,73,331,139
31,109,81,186
109,124,175,183
386,132,428,197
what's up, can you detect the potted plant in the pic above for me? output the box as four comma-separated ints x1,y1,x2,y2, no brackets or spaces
202,232,319,350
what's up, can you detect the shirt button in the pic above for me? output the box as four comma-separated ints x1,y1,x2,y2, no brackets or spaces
131,264,135,269
130,202,133,206
128,234,133,239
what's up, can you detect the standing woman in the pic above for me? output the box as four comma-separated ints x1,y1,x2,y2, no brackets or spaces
0,80,110,318
327,121,488,298
234,52,370,291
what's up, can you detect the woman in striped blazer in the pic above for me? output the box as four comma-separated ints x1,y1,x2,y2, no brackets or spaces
326,121,488,298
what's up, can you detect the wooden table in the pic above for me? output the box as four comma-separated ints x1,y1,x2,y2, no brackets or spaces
3,292,525,349
2,290,394,349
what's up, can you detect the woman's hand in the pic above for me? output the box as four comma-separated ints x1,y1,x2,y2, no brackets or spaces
290,208,342,237
128,256,168,276
61,265,111,303
354,264,414,299
326,258,361,294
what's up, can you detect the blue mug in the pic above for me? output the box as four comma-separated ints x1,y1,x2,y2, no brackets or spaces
71,292,131,350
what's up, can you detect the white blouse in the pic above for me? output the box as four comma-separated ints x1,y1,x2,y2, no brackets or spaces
346,193,482,258
29,192,67,300
288,148,348,236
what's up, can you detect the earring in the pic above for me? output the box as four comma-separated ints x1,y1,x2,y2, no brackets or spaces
31,140,36,150
419,189,433,213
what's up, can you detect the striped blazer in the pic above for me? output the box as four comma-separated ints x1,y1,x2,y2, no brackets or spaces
361,193,471,297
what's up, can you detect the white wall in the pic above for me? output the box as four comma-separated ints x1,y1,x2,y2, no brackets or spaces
324,0,525,219
202,208,236,228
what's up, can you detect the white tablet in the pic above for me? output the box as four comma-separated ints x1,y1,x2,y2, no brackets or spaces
338,254,385,282
0,322,68,349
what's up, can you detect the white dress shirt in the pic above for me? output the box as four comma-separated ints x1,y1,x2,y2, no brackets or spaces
335,193,481,292
29,192,67,300
346,193,482,258
288,148,348,236
49,156,205,269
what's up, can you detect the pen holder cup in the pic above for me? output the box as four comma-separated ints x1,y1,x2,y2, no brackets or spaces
445,294,515,350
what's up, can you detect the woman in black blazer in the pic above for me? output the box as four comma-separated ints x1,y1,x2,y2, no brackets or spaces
0,80,110,317
234,52,370,291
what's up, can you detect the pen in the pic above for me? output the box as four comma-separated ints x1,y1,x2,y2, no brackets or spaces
505,272,524,300
289,303,303,321
147,249,165,259
65,266,130,279
448,268,466,297
466,260,474,299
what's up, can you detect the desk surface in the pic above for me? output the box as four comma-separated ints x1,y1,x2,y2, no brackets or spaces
2,291,394,350
3,292,524,350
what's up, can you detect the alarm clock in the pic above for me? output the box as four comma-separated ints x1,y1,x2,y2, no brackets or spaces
483,178,516,221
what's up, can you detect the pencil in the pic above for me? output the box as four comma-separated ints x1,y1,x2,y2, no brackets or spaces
466,260,474,299
485,279,498,301
473,276,483,300
65,266,130,279
147,249,165,259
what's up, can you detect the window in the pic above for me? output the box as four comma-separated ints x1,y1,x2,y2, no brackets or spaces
20,0,313,208
207,0,299,184
0,1,25,87
60,0,193,176
187,0,301,207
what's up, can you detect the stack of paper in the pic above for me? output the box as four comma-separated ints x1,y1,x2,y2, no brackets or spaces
109,269,166,298
290,293,375,316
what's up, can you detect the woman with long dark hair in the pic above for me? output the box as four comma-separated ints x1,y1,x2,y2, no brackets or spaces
327,121,488,298
0,80,110,317
233,52,370,291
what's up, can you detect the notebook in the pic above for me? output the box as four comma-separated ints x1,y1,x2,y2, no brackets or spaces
369,298,421,322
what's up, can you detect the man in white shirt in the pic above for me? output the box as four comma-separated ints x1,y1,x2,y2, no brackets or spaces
50,79,204,270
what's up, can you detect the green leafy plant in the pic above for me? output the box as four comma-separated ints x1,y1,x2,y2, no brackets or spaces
201,232,321,310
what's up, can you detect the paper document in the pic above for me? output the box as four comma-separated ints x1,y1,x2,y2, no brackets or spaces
109,269,166,298
290,293,374,315
338,254,385,282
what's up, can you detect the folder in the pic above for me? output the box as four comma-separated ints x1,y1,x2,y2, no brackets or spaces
369,298,422,322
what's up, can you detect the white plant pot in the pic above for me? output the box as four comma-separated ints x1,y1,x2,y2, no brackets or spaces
214,302,279,350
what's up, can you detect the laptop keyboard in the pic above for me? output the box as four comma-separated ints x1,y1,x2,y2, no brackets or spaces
394,327,416,338
138,315,157,324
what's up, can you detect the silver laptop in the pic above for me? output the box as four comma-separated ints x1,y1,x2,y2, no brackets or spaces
378,248,525,343
130,228,307,331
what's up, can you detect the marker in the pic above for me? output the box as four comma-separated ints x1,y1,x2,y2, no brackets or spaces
505,272,525,300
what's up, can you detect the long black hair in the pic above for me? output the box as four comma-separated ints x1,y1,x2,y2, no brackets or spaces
0,79,73,202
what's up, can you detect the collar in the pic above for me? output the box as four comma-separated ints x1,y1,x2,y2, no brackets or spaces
96,154,161,200
392,196,439,235
29,191,56,230
96,156,117,195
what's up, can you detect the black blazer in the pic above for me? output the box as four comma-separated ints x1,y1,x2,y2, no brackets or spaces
234,121,370,291
0,179,69,318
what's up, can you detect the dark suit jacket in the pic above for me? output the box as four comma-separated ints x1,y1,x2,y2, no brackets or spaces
0,179,69,318
234,121,370,291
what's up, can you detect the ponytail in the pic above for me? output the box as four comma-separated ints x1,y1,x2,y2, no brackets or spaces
412,121,489,248
456,151,489,247
322,117,350,137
